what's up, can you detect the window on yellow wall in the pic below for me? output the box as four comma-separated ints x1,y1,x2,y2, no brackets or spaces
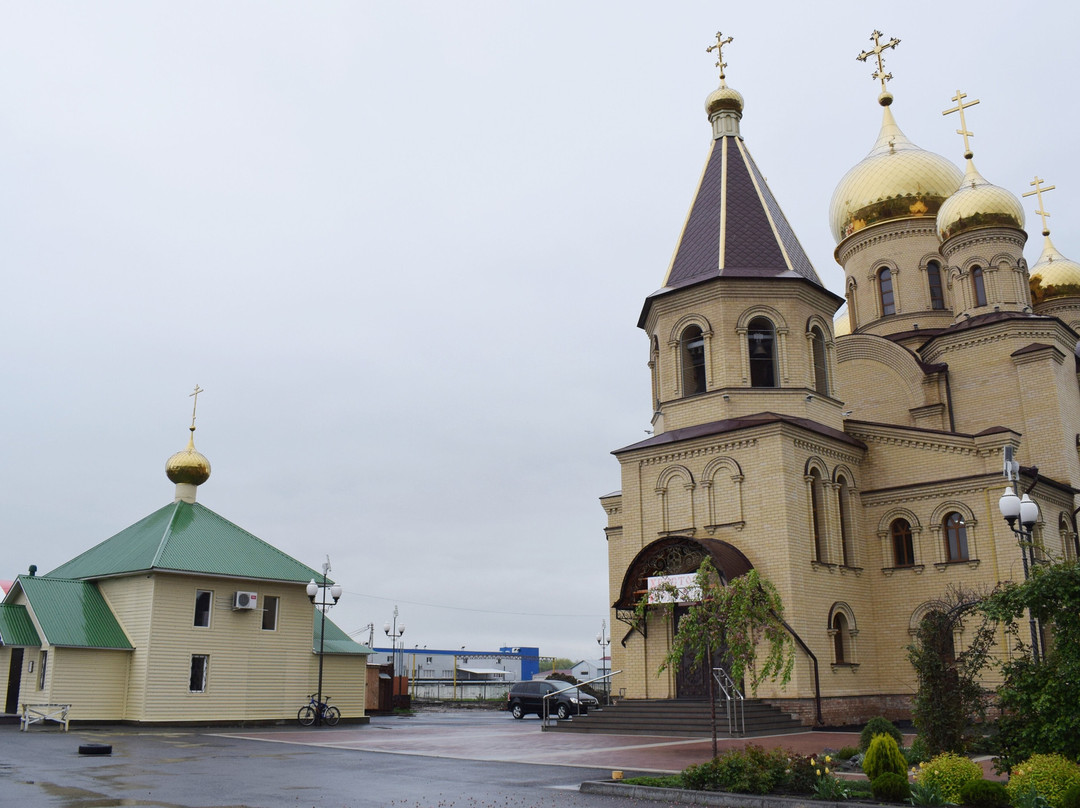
190,655,208,693
261,596,279,631
944,512,969,562
194,590,212,627
38,650,47,689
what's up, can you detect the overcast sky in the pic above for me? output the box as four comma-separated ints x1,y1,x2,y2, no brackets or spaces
3,2,1077,663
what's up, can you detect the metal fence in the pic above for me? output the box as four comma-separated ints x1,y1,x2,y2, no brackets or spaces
410,680,510,701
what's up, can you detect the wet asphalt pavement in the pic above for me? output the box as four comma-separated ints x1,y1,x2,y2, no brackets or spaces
0,709,851,807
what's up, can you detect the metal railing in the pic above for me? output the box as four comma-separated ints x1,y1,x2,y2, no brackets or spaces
713,667,745,736
541,670,621,727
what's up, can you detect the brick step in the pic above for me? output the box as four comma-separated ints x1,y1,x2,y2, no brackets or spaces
546,699,806,737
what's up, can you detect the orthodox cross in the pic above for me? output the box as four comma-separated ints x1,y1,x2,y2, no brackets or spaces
856,30,900,95
1022,176,1056,236
942,90,980,160
189,384,204,429
706,32,733,80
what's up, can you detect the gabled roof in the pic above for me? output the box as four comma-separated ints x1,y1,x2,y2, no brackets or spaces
313,611,371,656
0,603,41,647
46,501,323,584
15,576,132,650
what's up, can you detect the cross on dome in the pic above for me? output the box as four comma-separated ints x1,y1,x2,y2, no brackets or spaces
857,30,900,100
942,90,980,160
1023,176,1057,236
707,31,733,81
188,384,204,429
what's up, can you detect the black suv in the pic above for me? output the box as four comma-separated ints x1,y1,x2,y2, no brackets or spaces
506,680,599,720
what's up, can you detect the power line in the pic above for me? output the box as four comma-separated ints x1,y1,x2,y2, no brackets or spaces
342,588,601,619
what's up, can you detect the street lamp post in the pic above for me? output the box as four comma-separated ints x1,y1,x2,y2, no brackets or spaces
998,485,1042,661
596,620,611,704
384,606,405,700
306,558,343,725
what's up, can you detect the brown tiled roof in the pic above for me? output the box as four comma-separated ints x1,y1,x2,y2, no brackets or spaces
613,411,864,455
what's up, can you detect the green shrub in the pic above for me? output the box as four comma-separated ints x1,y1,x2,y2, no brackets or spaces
836,745,859,760
910,779,951,807
863,733,908,781
905,735,931,766
958,779,1009,808
680,745,786,794
871,771,910,802
621,775,683,788
1006,755,1080,808
861,716,904,751
1061,784,1080,808
916,752,982,802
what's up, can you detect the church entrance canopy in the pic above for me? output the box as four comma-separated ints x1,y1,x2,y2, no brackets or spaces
613,536,754,646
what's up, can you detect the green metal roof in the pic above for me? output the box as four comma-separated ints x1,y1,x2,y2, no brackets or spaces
16,577,133,650
47,501,324,584
0,604,41,647
313,611,371,656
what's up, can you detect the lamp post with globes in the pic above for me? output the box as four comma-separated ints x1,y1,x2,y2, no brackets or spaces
997,485,1042,661
384,606,405,701
306,558,343,725
596,620,611,704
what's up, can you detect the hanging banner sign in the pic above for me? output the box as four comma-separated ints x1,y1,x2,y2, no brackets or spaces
647,573,701,604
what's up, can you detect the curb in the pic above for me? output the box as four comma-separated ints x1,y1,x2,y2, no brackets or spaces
579,782,855,808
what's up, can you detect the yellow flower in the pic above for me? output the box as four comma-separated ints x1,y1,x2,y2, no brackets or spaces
825,755,832,763
816,769,821,777
825,767,831,775
811,758,816,766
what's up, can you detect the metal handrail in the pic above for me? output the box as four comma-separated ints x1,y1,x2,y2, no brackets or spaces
540,670,621,727
713,667,745,736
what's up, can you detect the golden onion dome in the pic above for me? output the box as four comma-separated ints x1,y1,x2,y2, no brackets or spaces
705,79,744,118
166,428,211,486
936,159,1025,241
1030,235,1080,293
834,309,851,337
830,103,963,244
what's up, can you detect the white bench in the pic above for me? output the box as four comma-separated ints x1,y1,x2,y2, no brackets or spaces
20,703,71,731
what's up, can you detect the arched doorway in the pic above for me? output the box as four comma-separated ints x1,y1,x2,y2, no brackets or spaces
614,536,754,699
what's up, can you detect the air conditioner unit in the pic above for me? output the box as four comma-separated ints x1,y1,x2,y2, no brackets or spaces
233,591,258,610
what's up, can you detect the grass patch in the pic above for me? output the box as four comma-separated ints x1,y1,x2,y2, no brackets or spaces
621,775,684,788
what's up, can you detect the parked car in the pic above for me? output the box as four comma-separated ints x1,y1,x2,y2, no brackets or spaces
506,680,599,720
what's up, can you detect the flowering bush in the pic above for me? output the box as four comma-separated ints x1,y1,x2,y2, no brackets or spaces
915,752,982,802
1006,754,1080,808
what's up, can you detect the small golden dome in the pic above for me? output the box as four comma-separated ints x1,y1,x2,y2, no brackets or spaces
166,428,211,486
830,104,963,244
936,159,1025,241
1031,235,1080,293
705,80,744,117
834,310,851,337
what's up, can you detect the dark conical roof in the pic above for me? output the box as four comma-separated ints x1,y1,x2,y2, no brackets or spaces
640,108,833,326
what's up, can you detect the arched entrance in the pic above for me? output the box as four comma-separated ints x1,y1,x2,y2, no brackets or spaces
614,536,754,699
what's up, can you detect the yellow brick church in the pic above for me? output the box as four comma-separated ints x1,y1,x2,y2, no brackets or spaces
603,32,1080,725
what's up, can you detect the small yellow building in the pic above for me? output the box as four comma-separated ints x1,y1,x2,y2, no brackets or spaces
603,37,1080,725
0,424,369,724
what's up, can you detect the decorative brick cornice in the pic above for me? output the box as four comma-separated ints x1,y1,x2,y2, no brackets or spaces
836,220,939,265
939,228,1027,260
793,438,863,465
637,438,759,467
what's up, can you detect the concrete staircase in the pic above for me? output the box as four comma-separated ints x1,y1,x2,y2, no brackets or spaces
545,698,806,737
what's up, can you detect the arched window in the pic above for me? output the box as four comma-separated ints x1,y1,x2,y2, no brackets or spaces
927,260,945,310
944,512,969,562
832,612,849,663
837,476,853,567
891,518,915,567
748,318,777,388
1060,514,1074,562
971,266,987,307
681,326,706,396
879,268,896,316
810,469,825,563
810,326,829,395
650,336,660,410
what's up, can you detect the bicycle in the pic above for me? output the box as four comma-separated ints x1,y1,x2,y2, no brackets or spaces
297,694,340,727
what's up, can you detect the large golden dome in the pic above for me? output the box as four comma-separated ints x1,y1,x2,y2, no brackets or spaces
936,159,1025,241
166,428,211,486
830,104,963,244
1030,235,1080,292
